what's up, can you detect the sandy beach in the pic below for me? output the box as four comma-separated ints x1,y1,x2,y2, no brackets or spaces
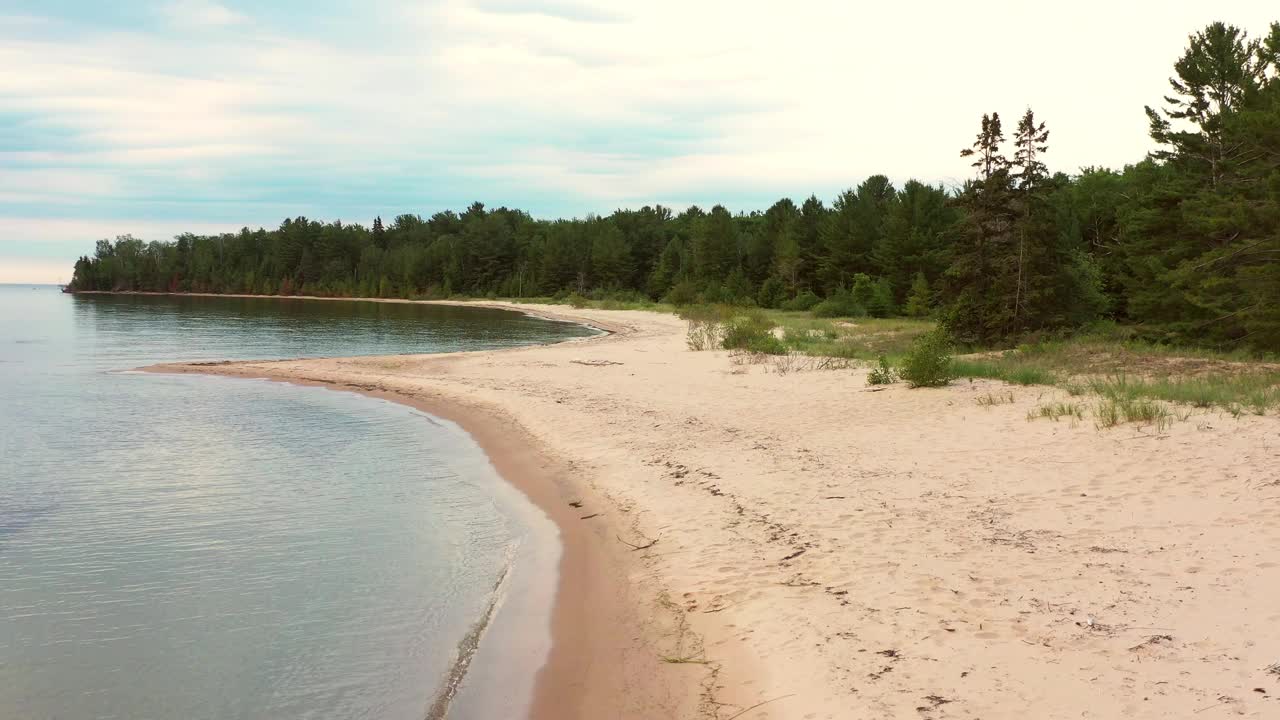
148,301,1280,719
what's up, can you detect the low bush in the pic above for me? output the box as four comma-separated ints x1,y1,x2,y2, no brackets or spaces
662,281,699,307
899,329,956,388
812,290,864,318
722,309,785,355
757,278,787,309
681,304,727,350
866,356,898,385
780,290,821,312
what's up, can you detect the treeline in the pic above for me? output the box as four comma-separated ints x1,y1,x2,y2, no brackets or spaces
71,21,1280,351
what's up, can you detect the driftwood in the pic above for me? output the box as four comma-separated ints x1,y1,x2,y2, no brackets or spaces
571,359,623,367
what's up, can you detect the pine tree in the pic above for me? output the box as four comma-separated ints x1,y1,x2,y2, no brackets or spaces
1144,22,1265,187
692,205,738,287
960,112,1010,181
1010,108,1050,327
904,272,932,317
943,113,1019,344
1123,21,1280,347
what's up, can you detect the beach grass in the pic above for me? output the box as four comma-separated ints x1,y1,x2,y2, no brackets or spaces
498,297,1280,416
976,391,1016,408
766,312,935,362
1027,401,1085,422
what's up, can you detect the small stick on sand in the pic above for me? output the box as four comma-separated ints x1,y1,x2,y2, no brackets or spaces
617,533,659,551
724,693,796,720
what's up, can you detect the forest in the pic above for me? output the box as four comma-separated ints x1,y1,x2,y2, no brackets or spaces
70,21,1280,351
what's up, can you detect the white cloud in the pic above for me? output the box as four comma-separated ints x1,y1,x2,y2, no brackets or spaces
3,0,1280,232
0,216,268,245
0,168,122,201
160,0,246,28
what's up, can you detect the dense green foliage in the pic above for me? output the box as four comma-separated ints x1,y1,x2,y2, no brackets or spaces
71,21,1280,351
898,330,957,388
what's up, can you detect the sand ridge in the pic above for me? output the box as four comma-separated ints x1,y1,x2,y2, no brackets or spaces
150,302,1280,719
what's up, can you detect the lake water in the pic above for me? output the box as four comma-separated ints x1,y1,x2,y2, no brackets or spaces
0,286,597,719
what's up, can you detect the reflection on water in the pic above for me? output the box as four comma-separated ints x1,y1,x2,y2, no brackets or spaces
0,288,592,719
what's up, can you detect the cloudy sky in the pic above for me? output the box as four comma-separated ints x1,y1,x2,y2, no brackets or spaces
2,1,1276,282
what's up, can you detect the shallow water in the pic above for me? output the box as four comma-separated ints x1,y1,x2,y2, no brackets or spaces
0,287,595,719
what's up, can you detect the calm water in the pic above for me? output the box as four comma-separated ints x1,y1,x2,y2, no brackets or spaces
0,286,596,720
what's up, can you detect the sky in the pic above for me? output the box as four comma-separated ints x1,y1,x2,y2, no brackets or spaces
1,1,1277,283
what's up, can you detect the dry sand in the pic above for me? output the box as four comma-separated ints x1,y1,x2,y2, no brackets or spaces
149,301,1280,719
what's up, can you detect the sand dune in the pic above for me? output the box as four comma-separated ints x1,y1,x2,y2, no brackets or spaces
151,302,1280,719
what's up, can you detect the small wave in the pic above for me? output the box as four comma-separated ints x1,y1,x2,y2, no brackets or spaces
423,559,513,720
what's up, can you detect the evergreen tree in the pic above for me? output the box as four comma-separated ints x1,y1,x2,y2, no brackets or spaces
796,195,828,291
1124,21,1280,347
943,112,1019,344
904,272,932,317
692,205,738,287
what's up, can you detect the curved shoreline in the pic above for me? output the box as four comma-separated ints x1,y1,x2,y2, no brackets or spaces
106,291,1280,720
139,301,694,719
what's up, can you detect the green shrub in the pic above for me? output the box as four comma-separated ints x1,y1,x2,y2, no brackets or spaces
663,281,699,307
780,290,821,312
757,278,787,309
866,356,898,385
745,333,787,355
683,306,726,351
812,290,864,318
722,309,785,355
566,291,588,308
899,329,956,388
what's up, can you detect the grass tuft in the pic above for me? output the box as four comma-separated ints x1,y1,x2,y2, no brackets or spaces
1028,401,1085,422
976,391,1015,408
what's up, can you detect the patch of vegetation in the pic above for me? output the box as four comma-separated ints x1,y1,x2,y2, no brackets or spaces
898,329,956,388
780,290,821,312
866,356,898,385
1086,373,1280,415
538,295,1277,418
679,305,787,355
1027,401,1085,422
1093,397,1173,432
681,305,729,351
950,357,1058,386
721,308,786,355
770,313,935,363
811,290,864,318
976,391,1015,408
769,352,854,376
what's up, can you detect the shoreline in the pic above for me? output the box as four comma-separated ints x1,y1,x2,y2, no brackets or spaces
128,295,1280,719
141,306,708,719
